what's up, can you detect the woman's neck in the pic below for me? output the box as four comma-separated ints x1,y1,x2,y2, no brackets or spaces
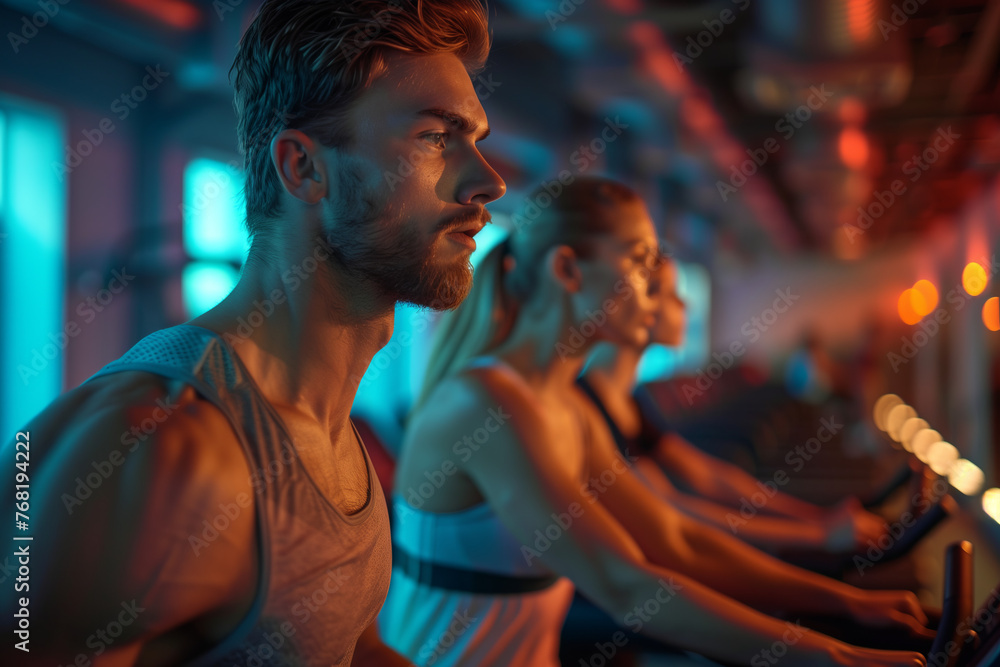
584,343,643,396
581,343,644,436
487,299,589,398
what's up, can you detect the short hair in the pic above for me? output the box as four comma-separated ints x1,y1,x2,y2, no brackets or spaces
230,0,490,237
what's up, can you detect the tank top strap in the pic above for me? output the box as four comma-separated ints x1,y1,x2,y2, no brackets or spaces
83,323,392,665
82,324,270,663
576,375,637,460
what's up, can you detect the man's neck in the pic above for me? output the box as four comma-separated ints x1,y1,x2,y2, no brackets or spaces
191,242,395,433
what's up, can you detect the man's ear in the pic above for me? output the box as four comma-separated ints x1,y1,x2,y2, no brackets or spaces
547,245,582,294
271,129,328,205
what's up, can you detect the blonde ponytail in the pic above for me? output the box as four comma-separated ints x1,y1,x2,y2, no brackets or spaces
414,237,510,411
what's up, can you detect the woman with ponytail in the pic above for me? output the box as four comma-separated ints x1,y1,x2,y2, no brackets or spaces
379,176,930,667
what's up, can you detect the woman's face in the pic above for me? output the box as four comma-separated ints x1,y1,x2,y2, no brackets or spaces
648,259,686,347
573,202,660,349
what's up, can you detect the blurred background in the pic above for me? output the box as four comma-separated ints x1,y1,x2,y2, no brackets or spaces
1,0,999,626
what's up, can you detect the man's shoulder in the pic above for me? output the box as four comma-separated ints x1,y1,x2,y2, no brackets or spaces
23,370,248,498
3,371,258,657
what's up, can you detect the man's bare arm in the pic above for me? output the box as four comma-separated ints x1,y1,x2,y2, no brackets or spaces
1,376,257,666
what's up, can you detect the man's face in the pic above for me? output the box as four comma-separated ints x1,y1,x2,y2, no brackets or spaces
321,51,506,309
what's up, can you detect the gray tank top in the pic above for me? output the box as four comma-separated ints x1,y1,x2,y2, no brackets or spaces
84,324,392,666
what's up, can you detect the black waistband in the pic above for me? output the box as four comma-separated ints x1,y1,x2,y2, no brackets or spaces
392,544,560,595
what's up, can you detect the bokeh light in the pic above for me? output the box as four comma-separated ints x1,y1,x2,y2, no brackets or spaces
838,127,869,169
963,262,988,296
886,404,917,441
927,441,958,475
873,394,903,431
911,428,942,462
911,280,938,315
984,297,999,332
899,417,929,452
983,488,1000,523
949,459,985,496
898,289,922,325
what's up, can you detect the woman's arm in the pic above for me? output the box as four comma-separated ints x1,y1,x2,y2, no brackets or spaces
631,455,832,551
654,431,825,520
410,372,924,667
589,407,929,638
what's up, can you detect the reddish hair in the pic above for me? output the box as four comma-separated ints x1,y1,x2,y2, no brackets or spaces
230,0,490,236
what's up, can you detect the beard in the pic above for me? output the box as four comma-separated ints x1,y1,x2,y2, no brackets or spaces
319,160,475,310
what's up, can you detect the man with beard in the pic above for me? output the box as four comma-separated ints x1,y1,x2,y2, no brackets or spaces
1,1,505,665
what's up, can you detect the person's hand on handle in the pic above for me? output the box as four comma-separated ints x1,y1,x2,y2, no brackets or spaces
823,497,888,553
844,589,936,640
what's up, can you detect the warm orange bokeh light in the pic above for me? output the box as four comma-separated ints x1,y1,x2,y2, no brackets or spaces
963,262,988,296
846,0,876,43
838,98,867,125
984,297,1000,332
116,0,201,30
911,279,938,315
983,488,1000,523
898,289,922,324
873,394,903,430
839,127,869,169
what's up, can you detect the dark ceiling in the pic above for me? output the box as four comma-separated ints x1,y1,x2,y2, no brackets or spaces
5,0,998,261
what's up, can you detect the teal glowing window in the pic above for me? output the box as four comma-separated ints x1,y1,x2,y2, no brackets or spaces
637,262,710,383
181,158,249,316
0,97,67,437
